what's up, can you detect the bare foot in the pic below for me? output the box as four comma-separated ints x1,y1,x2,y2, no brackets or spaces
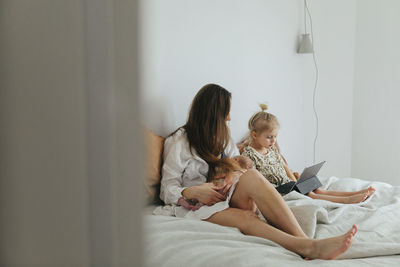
353,186,375,195
346,192,369,203
302,225,357,260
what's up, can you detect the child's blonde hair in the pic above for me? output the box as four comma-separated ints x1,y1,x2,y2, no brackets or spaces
248,104,280,134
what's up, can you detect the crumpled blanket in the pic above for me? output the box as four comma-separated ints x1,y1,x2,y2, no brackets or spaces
146,176,400,265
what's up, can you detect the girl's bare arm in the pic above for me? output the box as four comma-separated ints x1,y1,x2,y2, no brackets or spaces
283,163,298,181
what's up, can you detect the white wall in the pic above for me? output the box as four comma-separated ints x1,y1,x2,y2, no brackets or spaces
301,0,357,178
352,0,400,185
140,0,357,177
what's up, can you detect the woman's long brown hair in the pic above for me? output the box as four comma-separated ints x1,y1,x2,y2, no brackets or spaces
176,84,238,181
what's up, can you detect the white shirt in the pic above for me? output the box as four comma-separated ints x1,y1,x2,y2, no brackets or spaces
160,128,239,205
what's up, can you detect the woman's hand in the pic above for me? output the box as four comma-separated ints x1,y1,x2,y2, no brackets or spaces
220,171,236,195
182,183,226,206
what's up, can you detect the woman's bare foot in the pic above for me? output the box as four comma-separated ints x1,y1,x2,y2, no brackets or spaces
301,225,357,260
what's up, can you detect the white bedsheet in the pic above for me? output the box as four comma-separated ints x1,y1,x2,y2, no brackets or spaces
144,176,400,266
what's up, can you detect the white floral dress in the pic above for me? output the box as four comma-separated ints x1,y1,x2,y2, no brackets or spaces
241,146,291,187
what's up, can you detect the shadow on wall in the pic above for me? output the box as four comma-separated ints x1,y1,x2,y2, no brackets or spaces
142,94,176,137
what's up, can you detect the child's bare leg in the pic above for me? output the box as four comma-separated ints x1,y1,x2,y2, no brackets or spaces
206,208,357,260
314,187,375,197
229,169,307,238
308,191,369,204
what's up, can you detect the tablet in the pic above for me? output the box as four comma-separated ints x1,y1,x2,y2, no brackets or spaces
275,161,326,195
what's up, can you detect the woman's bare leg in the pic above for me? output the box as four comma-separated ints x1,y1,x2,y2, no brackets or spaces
307,191,369,204
314,187,375,197
229,169,307,238
206,208,357,260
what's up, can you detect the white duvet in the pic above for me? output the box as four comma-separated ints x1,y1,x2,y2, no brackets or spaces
144,176,400,266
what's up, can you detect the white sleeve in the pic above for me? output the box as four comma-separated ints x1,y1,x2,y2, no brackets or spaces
160,132,190,205
225,137,239,158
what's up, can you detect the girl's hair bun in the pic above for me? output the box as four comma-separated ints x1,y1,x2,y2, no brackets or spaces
259,103,268,111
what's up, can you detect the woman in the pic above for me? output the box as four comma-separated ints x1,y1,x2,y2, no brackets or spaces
160,84,357,260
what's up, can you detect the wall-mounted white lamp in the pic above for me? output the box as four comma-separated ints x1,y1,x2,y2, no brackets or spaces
297,0,314,54
298,33,314,53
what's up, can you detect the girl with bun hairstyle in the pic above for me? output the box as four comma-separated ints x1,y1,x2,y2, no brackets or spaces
241,104,375,203
160,84,358,260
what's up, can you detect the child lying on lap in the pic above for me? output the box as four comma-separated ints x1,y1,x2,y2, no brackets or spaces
178,155,253,210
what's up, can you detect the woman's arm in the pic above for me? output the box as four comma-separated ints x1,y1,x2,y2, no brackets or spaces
160,133,190,205
161,131,226,206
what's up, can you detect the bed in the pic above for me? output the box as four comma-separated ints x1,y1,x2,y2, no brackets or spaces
144,176,400,266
